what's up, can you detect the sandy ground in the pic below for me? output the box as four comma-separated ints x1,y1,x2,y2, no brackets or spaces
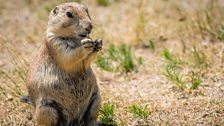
0,0,224,126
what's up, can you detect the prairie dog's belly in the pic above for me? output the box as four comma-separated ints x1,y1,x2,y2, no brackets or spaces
43,82,93,118
35,67,97,118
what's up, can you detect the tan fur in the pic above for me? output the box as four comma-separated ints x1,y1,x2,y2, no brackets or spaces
25,2,102,126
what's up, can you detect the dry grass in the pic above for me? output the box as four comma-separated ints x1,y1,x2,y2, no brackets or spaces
0,0,224,125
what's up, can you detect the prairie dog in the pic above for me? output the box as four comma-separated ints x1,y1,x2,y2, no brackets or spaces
24,2,103,126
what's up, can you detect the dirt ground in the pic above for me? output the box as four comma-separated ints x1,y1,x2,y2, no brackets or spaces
0,0,224,126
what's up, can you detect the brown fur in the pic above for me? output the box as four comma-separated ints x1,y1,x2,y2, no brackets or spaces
25,2,103,126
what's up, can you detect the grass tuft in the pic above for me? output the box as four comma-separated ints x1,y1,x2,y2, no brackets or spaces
148,40,155,51
161,48,180,65
162,64,185,90
128,104,149,120
95,43,143,73
161,49,186,90
100,102,117,126
119,44,135,72
161,48,204,90
189,71,202,90
95,55,113,71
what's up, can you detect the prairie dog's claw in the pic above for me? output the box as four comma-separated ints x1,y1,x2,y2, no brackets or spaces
95,39,102,45
93,39,103,52
81,38,93,49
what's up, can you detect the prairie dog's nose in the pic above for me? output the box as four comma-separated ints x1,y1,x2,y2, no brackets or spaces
84,23,93,32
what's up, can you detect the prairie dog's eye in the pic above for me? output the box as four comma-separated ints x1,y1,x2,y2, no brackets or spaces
66,12,74,18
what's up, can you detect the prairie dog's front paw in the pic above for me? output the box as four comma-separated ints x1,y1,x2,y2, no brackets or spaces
81,38,94,52
93,39,103,52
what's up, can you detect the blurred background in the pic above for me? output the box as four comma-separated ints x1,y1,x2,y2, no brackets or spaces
0,0,224,125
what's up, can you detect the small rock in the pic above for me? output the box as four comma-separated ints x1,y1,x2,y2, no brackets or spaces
6,95,13,101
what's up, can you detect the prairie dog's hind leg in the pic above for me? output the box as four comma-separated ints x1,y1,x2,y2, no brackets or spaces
35,99,68,126
81,92,104,126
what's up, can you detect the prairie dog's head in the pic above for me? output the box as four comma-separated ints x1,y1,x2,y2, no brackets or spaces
46,2,92,39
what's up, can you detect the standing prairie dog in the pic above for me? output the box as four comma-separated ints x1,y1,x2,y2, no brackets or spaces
24,2,103,126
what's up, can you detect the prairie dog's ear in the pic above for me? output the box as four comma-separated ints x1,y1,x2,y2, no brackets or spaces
81,4,89,13
83,5,91,20
52,6,59,15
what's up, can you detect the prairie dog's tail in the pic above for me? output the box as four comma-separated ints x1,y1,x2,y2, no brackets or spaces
20,96,32,104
